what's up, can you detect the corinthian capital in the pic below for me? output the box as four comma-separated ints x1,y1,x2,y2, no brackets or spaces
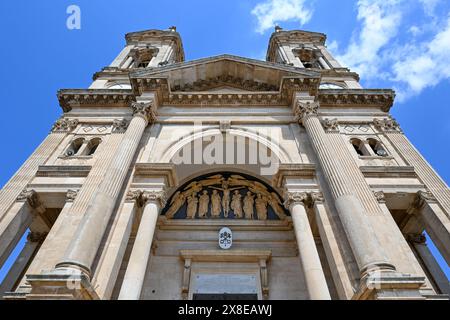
131,101,156,123
284,191,308,209
125,189,143,203
66,189,78,202
373,191,386,203
112,119,129,133
17,189,45,213
310,192,325,205
408,190,436,213
322,118,339,132
142,190,167,208
51,118,79,133
373,118,402,133
27,232,48,243
294,101,319,124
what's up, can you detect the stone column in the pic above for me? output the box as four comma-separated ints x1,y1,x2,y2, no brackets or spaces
0,190,45,268
373,191,435,292
408,234,450,295
285,191,331,300
56,101,156,277
15,190,77,289
376,118,450,215
0,232,46,297
294,97,395,277
408,191,450,265
0,119,76,221
311,191,355,300
92,190,141,300
118,190,166,300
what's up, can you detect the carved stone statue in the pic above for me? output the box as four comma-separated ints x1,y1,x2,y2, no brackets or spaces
231,190,243,218
165,191,186,219
186,192,198,219
243,191,255,219
255,194,268,220
268,192,287,220
211,189,222,218
210,179,245,218
198,190,210,218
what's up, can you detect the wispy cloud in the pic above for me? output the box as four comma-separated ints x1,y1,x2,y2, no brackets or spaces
392,15,450,101
251,0,313,34
250,0,450,102
419,0,441,16
336,0,404,79
330,0,450,101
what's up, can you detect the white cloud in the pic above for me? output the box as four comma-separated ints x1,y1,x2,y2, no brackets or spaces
336,0,404,79
251,0,313,34
419,0,441,15
392,15,450,101
332,0,450,101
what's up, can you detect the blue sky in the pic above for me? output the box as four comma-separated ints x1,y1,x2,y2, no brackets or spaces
0,0,448,285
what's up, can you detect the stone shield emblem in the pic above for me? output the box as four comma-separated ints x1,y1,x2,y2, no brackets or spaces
219,227,232,250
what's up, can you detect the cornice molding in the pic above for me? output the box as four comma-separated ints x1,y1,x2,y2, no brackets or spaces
58,89,135,112
318,89,395,111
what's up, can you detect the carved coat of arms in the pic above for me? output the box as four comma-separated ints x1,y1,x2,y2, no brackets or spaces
219,227,232,250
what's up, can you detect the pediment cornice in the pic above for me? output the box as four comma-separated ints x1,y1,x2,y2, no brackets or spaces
318,89,395,111
58,89,135,112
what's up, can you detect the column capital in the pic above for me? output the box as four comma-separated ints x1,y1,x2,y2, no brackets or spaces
409,190,437,213
310,191,325,206
294,101,319,124
373,118,402,133
322,118,339,133
373,191,386,204
112,119,129,133
27,231,48,243
407,233,427,245
66,189,78,202
284,191,308,209
51,118,79,133
125,189,143,204
17,189,46,214
131,101,156,124
142,190,167,208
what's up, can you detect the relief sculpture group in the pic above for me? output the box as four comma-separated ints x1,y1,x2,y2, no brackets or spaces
164,174,287,220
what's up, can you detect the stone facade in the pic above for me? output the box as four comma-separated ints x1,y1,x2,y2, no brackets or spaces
0,27,449,300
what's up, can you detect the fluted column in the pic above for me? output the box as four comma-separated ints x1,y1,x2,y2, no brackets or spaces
118,190,166,300
0,190,45,268
311,191,355,300
0,232,46,297
408,234,450,295
56,101,156,277
294,98,395,277
0,119,76,220
285,191,331,300
376,118,450,214
409,191,450,265
93,190,141,300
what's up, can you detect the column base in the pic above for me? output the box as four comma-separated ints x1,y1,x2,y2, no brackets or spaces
353,271,437,300
22,269,99,300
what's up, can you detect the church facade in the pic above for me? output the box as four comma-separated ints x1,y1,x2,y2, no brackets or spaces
0,27,449,300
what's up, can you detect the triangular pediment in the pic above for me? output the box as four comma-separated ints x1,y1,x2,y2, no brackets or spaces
130,54,320,92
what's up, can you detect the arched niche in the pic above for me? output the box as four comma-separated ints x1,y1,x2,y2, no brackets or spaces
161,171,289,221
157,128,291,182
